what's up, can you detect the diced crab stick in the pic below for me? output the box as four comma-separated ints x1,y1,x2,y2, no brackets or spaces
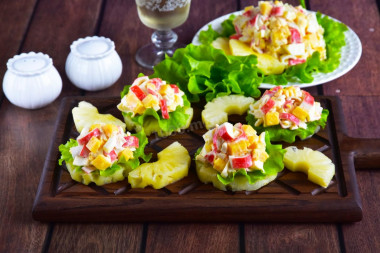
263,86,282,97
78,128,101,145
213,128,220,151
81,166,95,174
230,34,242,40
302,91,315,105
170,84,180,93
270,6,284,16
261,98,275,114
218,123,236,141
230,154,253,169
123,136,139,148
290,28,302,43
248,15,258,26
104,149,118,162
288,58,306,66
130,85,146,101
80,145,90,158
150,78,163,89
159,99,169,119
279,112,300,125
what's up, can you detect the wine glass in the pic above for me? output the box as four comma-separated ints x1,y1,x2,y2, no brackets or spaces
135,0,191,69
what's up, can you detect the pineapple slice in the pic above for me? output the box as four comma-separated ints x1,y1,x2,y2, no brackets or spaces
284,146,335,188
66,162,127,186
212,37,231,55
196,160,277,191
72,101,126,133
228,39,286,75
202,95,254,129
128,142,191,189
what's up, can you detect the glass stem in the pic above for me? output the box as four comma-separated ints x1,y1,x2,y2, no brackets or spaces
151,30,178,53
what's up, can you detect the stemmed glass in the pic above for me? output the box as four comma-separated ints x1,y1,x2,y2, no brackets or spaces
135,0,191,69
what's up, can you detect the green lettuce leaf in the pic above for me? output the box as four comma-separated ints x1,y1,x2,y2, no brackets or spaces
247,109,329,143
198,10,348,85
198,14,236,45
152,44,261,102
58,139,78,166
216,133,285,185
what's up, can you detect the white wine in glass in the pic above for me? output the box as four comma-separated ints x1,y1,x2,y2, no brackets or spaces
135,0,191,69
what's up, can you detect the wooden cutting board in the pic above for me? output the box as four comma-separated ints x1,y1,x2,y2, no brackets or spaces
32,96,380,222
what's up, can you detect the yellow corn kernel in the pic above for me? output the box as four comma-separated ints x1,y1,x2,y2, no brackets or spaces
120,148,134,161
213,158,227,172
142,94,159,109
91,154,112,170
102,124,118,138
86,136,103,153
227,140,249,156
264,111,280,126
259,1,272,16
292,106,308,121
159,84,173,96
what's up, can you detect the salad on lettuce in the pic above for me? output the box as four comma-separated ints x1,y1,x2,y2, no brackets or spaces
59,124,151,186
118,75,193,137
197,1,348,85
246,85,328,143
195,122,285,191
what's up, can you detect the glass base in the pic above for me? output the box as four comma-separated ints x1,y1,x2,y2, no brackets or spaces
135,42,186,69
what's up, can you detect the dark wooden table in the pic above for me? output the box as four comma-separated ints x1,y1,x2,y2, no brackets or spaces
1,0,379,252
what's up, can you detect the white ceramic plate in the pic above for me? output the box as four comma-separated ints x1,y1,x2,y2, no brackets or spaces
192,11,362,89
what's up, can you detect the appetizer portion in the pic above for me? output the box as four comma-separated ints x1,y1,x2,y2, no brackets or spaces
58,102,150,186
284,146,335,188
118,76,193,137
202,95,254,130
247,86,328,143
128,142,191,189
232,1,326,66
195,122,285,191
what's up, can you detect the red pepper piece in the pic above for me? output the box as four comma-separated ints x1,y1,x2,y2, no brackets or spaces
130,85,146,101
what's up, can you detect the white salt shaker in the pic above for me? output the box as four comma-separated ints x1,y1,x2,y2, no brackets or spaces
2,52,62,109
65,36,122,91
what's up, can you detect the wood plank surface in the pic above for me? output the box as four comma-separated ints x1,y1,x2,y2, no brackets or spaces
0,0,37,98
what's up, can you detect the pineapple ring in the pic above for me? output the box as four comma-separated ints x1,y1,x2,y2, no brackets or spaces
128,142,191,189
195,160,277,192
72,101,126,133
284,146,335,188
123,107,194,137
66,162,132,186
202,95,254,130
